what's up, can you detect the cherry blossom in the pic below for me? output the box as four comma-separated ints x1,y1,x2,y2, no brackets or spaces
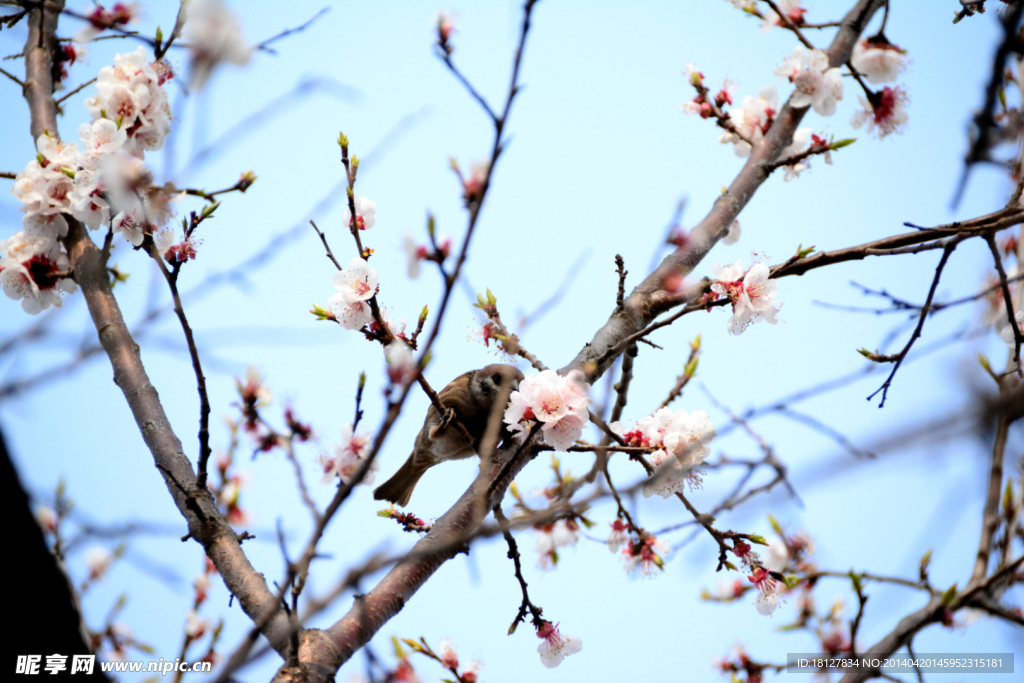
164,231,201,263
773,46,843,116
999,310,1024,346
76,2,137,42
764,538,790,572
780,127,812,181
186,0,253,90
184,610,210,639
78,118,127,156
0,231,77,314
535,518,580,568
536,621,582,668
606,519,629,552
403,232,451,278
710,259,781,334
623,535,670,576
385,341,417,386
35,505,57,533
761,0,806,32
749,566,781,616
611,406,717,497
720,85,778,157
328,257,378,330
850,36,908,84
369,306,407,341
12,134,82,221
851,86,909,139
317,424,376,486
66,168,110,231
504,369,592,450
193,572,212,606
83,47,173,158
722,220,741,245
85,546,113,581
343,195,377,231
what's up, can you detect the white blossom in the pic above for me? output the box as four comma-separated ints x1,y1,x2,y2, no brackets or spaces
774,46,843,116
0,231,77,314
343,195,377,231
185,0,253,90
722,220,741,245
328,257,378,330
318,425,377,485
851,37,908,84
999,310,1024,346
711,260,781,334
85,546,113,581
83,47,173,158
719,86,778,157
536,622,582,668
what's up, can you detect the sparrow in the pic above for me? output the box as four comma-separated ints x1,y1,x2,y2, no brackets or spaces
373,363,524,507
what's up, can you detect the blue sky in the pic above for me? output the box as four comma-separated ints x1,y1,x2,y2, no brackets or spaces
1,1,1021,681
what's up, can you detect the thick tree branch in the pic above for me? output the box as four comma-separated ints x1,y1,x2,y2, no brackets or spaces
21,0,293,661
563,0,887,382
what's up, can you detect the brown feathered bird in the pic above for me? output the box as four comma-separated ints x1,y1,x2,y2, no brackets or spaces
373,364,524,506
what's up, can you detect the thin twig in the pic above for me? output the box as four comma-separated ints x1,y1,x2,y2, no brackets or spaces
54,75,95,104
0,64,25,87
255,7,330,54
866,237,963,407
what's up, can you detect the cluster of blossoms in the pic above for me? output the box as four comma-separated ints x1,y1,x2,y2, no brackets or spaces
317,424,378,486
679,62,735,119
707,259,781,334
718,85,778,157
690,77,815,180
84,46,174,158
534,518,580,569
503,369,592,451
610,407,716,498
3,47,190,314
536,621,582,668
850,35,910,138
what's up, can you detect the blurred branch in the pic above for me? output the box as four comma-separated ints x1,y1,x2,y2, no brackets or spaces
952,0,1024,205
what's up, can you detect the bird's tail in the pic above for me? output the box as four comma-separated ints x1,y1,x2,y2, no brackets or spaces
373,454,428,507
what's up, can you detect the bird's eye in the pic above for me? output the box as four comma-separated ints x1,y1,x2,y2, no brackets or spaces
491,373,503,385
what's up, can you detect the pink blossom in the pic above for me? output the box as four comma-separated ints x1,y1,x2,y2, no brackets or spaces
749,566,781,616
710,260,781,334
851,86,909,139
504,370,591,451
